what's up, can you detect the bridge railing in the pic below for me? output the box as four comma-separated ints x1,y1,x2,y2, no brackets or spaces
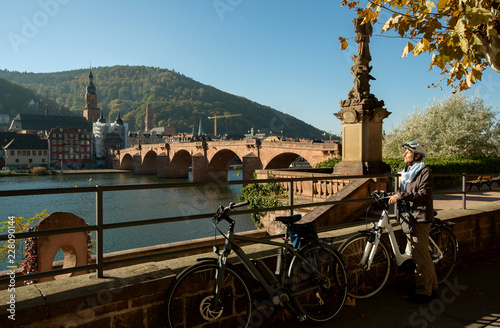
0,172,498,285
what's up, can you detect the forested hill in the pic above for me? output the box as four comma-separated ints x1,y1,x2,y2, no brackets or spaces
0,78,74,120
0,66,324,138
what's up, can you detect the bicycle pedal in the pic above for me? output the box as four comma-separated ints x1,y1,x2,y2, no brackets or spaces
297,314,307,322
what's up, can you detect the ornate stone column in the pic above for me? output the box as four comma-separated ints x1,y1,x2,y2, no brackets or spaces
334,12,391,175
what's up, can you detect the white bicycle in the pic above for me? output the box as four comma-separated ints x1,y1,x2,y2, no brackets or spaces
338,191,458,298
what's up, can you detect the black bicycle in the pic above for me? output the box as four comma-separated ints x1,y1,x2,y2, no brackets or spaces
164,201,347,327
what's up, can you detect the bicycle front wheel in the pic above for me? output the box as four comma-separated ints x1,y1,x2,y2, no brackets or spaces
289,243,347,324
429,227,457,284
338,233,391,298
165,262,253,328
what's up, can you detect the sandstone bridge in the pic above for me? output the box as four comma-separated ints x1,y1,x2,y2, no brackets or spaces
114,139,341,181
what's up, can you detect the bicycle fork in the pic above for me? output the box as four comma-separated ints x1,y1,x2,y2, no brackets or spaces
210,255,227,313
360,231,381,270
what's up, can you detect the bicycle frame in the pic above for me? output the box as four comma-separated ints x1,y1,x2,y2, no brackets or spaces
363,206,444,270
211,215,329,309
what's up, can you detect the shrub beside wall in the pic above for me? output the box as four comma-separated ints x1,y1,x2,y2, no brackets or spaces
383,157,500,175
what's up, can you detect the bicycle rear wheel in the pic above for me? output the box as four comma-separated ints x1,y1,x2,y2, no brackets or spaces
429,227,457,284
338,233,391,298
165,262,253,328
289,243,347,324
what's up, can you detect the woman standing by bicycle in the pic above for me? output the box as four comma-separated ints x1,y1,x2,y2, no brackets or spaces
388,140,438,304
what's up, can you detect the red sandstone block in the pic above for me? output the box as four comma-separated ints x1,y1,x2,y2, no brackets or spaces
73,316,112,328
113,308,145,327
94,299,129,315
145,302,167,328
479,227,492,237
131,292,165,307
478,217,493,226
456,230,473,240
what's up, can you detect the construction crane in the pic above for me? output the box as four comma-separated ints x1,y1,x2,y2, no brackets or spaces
207,114,242,136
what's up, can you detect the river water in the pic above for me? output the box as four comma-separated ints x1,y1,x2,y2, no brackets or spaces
0,170,255,263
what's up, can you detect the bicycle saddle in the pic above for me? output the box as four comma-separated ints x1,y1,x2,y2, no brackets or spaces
274,214,302,225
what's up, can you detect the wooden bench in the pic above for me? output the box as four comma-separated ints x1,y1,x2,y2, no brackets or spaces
481,176,493,189
466,176,491,190
490,176,500,188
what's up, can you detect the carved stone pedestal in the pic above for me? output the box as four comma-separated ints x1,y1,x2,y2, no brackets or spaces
334,104,391,175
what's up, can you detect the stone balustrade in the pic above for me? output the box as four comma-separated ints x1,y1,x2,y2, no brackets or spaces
254,169,353,200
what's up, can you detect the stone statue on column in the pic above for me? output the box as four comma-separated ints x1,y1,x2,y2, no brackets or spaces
334,11,391,175
340,10,385,109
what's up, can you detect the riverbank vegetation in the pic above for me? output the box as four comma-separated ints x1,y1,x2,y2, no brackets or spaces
0,167,53,177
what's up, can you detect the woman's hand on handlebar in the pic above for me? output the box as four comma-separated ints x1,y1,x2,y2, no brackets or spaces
372,190,397,205
388,193,400,205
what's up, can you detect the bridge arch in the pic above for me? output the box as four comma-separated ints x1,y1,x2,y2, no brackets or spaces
207,149,241,181
142,150,157,175
168,150,192,179
264,152,311,170
121,153,134,170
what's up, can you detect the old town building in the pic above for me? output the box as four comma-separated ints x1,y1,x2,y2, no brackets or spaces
0,131,17,168
47,127,92,169
4,134,48,169
9,113,92,134
93,113,128,167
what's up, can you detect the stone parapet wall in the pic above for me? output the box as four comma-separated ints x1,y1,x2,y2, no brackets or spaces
1,202,499,328
255,169,353,200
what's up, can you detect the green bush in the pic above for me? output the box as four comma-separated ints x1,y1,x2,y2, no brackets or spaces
383,156,500,174
0,211,48,266
30,167,50,176
315,157,342,168
239,174,288,228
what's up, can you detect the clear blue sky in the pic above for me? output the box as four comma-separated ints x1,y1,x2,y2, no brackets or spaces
1,0,499,136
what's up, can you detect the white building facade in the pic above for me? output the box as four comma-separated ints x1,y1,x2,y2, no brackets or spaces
93,114,128,167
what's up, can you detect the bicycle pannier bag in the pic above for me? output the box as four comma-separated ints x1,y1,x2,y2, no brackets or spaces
289,222,318,249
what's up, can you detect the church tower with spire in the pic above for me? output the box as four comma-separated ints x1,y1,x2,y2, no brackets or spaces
83,69,100,123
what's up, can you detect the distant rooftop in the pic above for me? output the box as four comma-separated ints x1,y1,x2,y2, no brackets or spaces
9,113,92,131
4,134,48,150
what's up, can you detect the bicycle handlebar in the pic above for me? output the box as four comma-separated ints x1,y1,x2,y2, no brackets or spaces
214,201,250,223
371,190,391,208
223,201,249,212
371,190,389,199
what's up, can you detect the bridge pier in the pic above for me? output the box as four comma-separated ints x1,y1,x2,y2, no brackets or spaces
243,154,262,181
192,153,208,182
133,154,142,175
157,154,170,178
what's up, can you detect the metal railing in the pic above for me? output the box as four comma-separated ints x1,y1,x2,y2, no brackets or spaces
0,172,498,285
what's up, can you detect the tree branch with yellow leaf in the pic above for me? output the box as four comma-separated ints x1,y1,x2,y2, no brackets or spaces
339,0,500,91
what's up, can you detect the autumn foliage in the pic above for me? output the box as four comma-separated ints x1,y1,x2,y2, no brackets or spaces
340,0,500,91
